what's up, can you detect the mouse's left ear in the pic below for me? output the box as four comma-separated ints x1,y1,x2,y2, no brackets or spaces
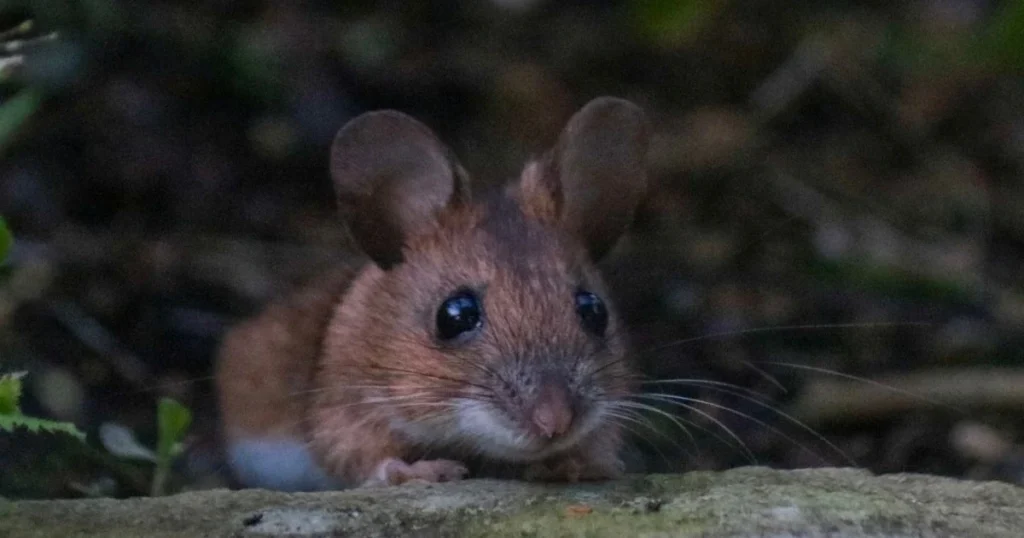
520,97,650,261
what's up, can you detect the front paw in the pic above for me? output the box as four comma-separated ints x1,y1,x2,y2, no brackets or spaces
523,454,624,483
365,458,469,487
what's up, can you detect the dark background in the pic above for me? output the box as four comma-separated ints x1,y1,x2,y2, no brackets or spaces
1,0,1023,499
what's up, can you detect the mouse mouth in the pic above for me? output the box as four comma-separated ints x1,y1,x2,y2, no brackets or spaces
453,398,600,462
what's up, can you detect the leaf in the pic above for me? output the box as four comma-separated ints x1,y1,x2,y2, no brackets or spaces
0,372,86,441
0,215,11,263
156,397,191,462
0,89,41,152
99,422,158,462
0,413,86,441
0,371,26,414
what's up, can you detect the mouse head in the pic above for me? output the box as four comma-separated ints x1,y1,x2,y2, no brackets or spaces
327,97,648,461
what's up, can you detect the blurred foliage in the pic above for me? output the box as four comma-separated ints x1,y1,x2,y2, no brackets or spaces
0,89,40,152
0,19,45,153
982,0,1024,70
152,397,190,496
1,219,87,442
0,215,10,262
0,371,86,441
97,397,193,496
630,0,728,49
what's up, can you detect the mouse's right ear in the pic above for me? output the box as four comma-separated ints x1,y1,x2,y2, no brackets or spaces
330,111,469,269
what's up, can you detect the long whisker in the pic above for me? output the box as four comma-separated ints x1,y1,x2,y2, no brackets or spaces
289,384,425,398
641,378,776,400
364,364,494,392
612,401,701,455
737,359,789,393
668,383,857,465
608,401,701,460
618,399,757,464
613,400,760,464
637,392,850,465
756,361,962,414
362,393,445,405
604,407,693,464
641,321,931,354
316,394,454,412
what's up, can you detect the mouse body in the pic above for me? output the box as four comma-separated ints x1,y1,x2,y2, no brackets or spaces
215,97,650,490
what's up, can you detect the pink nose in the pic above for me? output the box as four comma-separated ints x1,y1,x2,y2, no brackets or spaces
530,382,573,438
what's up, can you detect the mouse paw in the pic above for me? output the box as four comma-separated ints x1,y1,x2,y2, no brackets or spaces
368,458,469,487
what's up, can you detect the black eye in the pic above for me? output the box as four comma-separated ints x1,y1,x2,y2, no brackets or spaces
436,290,483,340
575,290,608,336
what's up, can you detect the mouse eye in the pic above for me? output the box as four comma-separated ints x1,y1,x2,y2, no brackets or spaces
575,290,608,336
436,290,483,340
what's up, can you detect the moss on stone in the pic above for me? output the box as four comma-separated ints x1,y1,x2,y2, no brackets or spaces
1,467,1022,537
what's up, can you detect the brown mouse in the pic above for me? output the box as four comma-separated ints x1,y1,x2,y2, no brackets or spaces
215,96,650,490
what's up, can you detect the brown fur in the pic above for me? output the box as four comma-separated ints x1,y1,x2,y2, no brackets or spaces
216,266,357,440
215,97,649,488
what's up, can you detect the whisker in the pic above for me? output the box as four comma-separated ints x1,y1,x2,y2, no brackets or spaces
606,404,700,461
610,401,708,461
603,408,691,465
612,401,699,454
737,359,789,393
618,399,757,464
364,364,493,392
756,361,962,415
641,321,931,354
671,383,857,465
288,384,419,398
641,378,775,400
322,395,453,412
637,392,850,466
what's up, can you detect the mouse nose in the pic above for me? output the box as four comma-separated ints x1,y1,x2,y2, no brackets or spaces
530,381,574,438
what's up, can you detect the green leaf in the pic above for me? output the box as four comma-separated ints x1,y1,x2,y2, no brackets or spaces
0,371,26,414
156,397,191,462
0,371,86,441
0,89,41,152
0,413,86,441
0,215,11,263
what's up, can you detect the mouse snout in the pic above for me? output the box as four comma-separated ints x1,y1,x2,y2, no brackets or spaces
529,381,574,438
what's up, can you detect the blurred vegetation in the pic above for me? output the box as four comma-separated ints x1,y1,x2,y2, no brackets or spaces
2,219,86,442
0,371,86,441
0,0,1023,499
0,215,10,261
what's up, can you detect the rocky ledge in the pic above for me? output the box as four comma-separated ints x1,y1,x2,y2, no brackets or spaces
2,467,1022,537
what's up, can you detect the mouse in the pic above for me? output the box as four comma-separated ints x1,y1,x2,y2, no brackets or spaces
214,96,650,491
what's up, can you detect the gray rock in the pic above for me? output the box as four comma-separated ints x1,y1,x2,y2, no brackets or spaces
2,467,1022,537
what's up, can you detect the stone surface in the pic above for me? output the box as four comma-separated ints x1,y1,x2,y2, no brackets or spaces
2,467,1023,537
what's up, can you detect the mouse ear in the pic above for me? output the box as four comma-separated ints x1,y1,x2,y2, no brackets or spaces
330,111,469,269
521,97,649,261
